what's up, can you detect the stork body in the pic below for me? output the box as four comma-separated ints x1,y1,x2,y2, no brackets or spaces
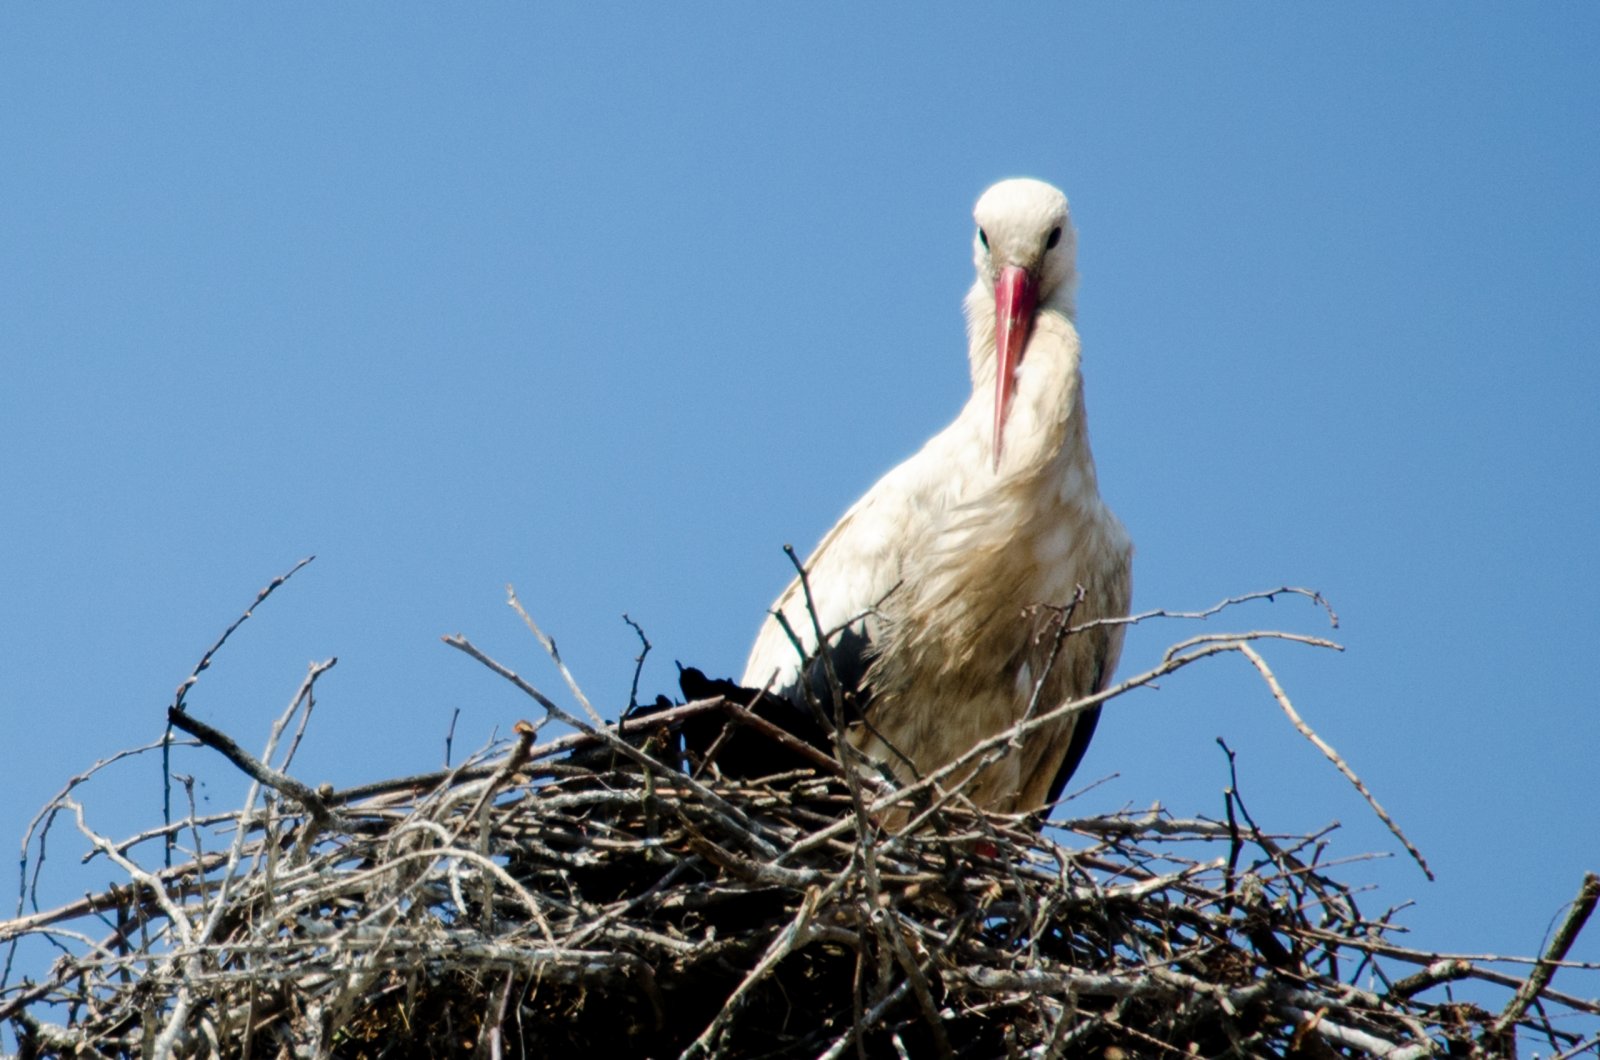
741,179,1132,814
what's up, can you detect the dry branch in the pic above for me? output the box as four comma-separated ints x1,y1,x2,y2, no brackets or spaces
2,588,1595,1059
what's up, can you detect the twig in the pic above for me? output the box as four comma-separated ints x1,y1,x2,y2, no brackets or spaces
505,585,605,728
1235,642,1432,880
5,735,195,990
1069,586,1340,637
1493,872,1600,1037
165,687,345,830
1018,585,1087,740
441,633,781,859
1388,959,1474,1000
678,884,827,1059
444,706,461,768
168,556,317,716
621,612,652,718
163,555,316,868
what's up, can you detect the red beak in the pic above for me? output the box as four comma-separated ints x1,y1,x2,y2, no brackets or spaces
992,264,1037,470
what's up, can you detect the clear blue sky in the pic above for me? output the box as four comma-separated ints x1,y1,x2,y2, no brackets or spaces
4,3,1597,1026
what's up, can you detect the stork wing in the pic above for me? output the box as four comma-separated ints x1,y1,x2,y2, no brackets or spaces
1043,573,1131,808
740,506,892,706
1044,691,1103,806
740,442,952,704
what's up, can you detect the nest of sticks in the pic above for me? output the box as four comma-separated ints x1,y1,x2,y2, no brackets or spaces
3,570,1598,1058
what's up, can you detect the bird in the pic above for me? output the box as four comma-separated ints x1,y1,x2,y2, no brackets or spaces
740,178,1132,816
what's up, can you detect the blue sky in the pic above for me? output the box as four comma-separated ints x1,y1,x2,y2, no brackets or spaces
4,3,1598,1029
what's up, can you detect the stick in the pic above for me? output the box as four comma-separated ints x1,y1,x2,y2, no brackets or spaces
1494,872,1600,1036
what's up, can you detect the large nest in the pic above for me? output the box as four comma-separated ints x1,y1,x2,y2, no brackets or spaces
3,572,1597,1058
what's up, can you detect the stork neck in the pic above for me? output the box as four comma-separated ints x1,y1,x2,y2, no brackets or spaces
963,281,1076,389
962,285,1086,478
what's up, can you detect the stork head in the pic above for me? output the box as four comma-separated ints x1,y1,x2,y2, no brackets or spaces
972,178,1076,469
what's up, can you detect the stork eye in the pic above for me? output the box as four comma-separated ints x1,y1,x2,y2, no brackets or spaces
1046,226,1062,250
978,227,989,250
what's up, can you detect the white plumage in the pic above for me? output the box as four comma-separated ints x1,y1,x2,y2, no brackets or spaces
742,179,1132,814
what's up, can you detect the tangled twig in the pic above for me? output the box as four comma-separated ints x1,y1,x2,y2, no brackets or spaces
2,585,1594,1058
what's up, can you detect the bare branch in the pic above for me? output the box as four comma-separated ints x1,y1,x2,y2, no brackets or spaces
506,585,605,728
7,586,1592,1059
1493,872,1600,1036
1234,642,1431,880
165,691,346,830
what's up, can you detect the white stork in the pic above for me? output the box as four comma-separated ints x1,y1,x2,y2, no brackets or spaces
741,178,1132,815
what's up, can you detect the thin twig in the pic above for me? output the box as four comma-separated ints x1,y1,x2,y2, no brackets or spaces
1493,872,1600,1036
165,685,345,831
1235,642,1432,880
441,633,781,859
621,612,652,718
505,585,605,728
163,556,316,867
